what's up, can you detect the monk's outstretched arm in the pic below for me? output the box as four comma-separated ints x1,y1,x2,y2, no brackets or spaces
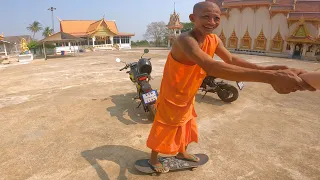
176,35,274,83
175,34,314,94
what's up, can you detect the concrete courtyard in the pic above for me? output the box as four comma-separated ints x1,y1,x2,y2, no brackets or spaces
0,49,319,180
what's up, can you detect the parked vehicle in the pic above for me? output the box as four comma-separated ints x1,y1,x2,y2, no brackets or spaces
199,76,244,102
116,49,157,120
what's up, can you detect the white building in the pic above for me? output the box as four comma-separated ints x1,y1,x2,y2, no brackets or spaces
57,17,135,53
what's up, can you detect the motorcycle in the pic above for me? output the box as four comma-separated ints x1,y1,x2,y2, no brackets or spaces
199,76,244,103
116,49,157,120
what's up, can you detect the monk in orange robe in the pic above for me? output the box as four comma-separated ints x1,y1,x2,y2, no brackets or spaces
146,1,315,173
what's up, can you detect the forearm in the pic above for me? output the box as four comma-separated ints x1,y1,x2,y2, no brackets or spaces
230,55,264,70
299,72,320,89
203,60,274,83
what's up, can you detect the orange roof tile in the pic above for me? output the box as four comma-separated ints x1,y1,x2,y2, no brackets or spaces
60,19,119,37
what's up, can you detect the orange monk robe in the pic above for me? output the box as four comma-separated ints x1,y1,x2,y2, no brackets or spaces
147,34,219,155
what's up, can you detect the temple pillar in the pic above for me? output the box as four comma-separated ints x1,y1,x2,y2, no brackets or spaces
120,37,122,45
110,36,114,46
92,36,96,47
105,38,107,45
168,39,171,48
289,43,295,55
3,43,7,56
302,44,308,56
87,38,90,46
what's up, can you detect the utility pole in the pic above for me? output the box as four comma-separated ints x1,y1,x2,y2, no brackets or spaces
48,7,56,32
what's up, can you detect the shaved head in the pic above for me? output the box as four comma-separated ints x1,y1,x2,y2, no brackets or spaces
189,1,221,35
193,1,221,14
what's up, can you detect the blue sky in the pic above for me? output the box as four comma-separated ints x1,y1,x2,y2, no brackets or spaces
1,0,201,41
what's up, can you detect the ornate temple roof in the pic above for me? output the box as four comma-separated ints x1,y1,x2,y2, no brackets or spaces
167,10,183,29
60,19,134,37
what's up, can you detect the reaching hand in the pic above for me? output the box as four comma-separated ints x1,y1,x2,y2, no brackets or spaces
270,69,315,94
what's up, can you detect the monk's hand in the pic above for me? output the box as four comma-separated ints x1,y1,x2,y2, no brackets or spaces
270,69,312,94
262,65,289,70
288,68,316,91
289,68,308,75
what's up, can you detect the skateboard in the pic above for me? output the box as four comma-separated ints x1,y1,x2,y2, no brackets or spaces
135,154,209,176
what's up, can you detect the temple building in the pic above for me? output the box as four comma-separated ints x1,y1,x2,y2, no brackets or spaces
167,9,183,48
59,17,135,51
210,0,320,60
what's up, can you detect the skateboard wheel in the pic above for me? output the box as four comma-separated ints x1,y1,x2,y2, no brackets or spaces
151,173,157,176
191,168,197,171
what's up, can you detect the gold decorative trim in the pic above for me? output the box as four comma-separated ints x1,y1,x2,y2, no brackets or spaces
228,27,238,48
270,26,284,52
241,26,252,49
254,26,267,50
219,29,226,47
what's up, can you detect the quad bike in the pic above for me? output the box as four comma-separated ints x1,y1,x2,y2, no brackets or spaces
116,49,157,120
199,76,244,103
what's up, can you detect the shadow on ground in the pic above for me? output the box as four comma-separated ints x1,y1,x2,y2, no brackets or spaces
81,145,149,180
106,92,153,125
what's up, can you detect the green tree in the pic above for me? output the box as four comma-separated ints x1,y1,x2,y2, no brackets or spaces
42,27,54,37
26,21,43,39
181,22,194,33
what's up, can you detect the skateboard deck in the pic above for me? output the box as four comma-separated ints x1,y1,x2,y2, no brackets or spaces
135,154,209,176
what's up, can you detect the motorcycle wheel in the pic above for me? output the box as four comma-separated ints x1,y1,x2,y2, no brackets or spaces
217,84,239,103
147,104,156,121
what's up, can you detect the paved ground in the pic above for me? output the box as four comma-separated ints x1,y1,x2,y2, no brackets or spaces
1,49,319,180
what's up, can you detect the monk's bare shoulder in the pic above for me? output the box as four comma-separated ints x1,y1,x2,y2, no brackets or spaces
171,32,199,65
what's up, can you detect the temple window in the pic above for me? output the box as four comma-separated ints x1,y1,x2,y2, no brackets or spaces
241,27,252,49
121,36,130,44
219,29,226,47
254,28,267,50
228,28,238,48
271,28,284,52
113,37,120,44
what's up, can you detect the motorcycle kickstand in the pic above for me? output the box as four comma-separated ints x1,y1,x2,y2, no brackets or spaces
202,91,208,99
136,102,142,108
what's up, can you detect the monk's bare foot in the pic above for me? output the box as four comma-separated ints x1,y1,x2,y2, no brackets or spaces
148,159,169,173
176,152,200,162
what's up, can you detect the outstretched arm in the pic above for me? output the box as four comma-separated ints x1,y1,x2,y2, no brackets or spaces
214,37,288,70
175,34,312,94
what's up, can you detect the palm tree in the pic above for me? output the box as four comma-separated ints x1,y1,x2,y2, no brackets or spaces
42,27,54,37
26,21,43,39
